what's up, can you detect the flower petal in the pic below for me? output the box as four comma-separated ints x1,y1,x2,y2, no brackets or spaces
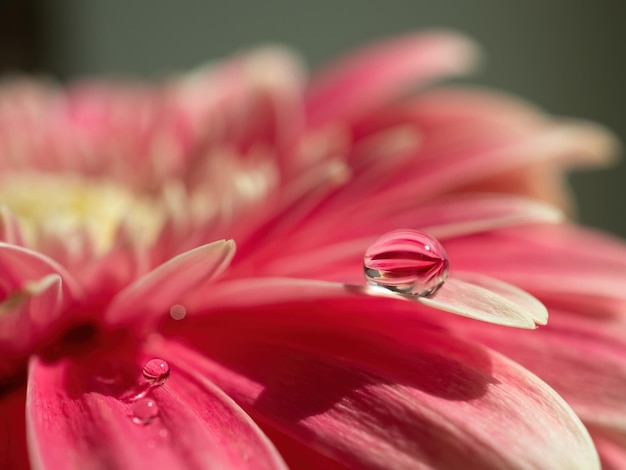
416,274,543,329
0,244,81,376
0,243,80,301
443,311,626,438
184,276,543,331
159,311,598,469
0,385,29,470
445,224,626,307
26,353,287,470
105,239,235,326
407,86,620,168
593,433,626,470
230,194,564,282
0,206,25,246
306,30,480,125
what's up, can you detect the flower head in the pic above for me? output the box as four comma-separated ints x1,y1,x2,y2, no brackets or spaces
0,31,624,469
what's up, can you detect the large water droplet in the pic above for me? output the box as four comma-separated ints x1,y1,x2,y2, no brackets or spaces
131,397,159,425
364,229,449,297
142,359,170,386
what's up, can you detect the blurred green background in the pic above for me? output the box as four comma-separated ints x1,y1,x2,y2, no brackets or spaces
2,1,625,237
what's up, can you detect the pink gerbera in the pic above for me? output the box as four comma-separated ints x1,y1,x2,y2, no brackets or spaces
1,31,624,469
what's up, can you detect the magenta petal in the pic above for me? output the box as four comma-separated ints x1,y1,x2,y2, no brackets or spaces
26,354,287,470
306,30,480,125
159,321,598,469
234,195,564,282
105,239,235,326
0,385,29,470
447,312,626,441
594,434,626,470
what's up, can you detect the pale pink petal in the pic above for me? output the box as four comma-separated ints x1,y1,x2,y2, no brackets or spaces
26,354,287,470
106,240,235,326
158,317,598,469
450,272,548,325
0,206,25,246
185,276,542,330
415,275,543,329
0,385,29,470
174,45,305,151
306,31,480,125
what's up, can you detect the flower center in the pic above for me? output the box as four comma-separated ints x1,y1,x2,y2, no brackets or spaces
0,171,164,255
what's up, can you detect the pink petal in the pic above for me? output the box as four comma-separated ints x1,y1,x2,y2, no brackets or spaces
445,224,626,306
407,86,620,168
443,311,626,439
0,206,25,246
105,240,235,326
0,244,81,374
230,194,563,281
373,121,615,210
0,274,63,348
185,276,543,331
158,314,598,469
0,385,29,470
306,31,480,125
593,433,626,470
415,274,544,328
26,353,287,470
0,243,80,300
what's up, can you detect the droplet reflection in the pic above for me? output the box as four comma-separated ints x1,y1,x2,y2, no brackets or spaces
364,229,449,297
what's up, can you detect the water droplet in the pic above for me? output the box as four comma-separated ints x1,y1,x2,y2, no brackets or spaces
364,229,449,297
131,397,159,425
95,362,120,385
169,304,187,320
142,359,170,386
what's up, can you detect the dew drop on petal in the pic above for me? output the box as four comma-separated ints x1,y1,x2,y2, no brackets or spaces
169,304,187,320
95,362,120,385
142,359,170,386
364,229,449,297
131,397,159,425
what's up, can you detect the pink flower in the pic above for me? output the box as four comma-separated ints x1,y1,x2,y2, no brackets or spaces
0,31,623,469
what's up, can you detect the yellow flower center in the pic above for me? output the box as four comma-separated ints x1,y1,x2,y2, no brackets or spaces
0,172,164,255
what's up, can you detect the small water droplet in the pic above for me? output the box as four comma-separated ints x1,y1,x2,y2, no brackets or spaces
95,362,120,385
131,397,159,425
364,229,449,297
169,304,187,320
142,359,170,386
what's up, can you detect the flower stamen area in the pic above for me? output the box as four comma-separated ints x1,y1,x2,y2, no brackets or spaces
0,171,164,255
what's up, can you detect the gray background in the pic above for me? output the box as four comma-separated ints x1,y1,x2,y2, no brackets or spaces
29,2,626,237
